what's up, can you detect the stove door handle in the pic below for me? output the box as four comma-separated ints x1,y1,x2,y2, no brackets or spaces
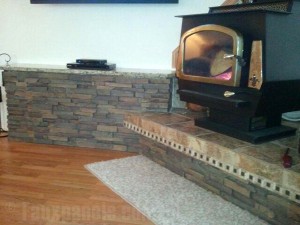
223,54,246,66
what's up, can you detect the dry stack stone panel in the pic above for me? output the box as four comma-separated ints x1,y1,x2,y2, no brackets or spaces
3,70,172,152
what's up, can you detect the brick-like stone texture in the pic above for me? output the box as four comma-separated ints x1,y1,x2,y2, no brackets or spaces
139,137,300,225
3,71,172,152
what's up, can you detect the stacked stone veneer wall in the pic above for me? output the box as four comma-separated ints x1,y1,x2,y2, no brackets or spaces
3,71,172,151
139,137,300,225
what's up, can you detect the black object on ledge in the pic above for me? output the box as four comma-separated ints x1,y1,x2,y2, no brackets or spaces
67,59,116,71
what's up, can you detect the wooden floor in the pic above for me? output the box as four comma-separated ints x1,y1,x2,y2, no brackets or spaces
0,137,153,225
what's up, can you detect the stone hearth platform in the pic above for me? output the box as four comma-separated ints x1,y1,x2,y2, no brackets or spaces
124,112,300,205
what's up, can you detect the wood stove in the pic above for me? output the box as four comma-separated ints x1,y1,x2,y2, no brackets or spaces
175,0,300,143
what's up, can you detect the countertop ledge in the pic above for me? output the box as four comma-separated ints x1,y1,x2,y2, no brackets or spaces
1,64,175,78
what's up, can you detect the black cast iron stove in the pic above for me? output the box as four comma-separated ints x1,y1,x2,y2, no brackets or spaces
175,0,300,143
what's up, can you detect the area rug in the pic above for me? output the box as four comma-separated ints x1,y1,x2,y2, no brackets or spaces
85,155,268,225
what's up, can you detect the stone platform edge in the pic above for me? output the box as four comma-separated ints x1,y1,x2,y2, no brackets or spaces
124,112,300,205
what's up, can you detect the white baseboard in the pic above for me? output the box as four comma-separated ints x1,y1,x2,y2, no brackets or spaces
0,71,8,131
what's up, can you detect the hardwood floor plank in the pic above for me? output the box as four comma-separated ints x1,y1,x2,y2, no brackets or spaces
0,138,153,225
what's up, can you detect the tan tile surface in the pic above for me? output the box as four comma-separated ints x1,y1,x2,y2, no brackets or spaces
168,121,213,136
199,133,251,150
239,142,300,166
144,113,191,125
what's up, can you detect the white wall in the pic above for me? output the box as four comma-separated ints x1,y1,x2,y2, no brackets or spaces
0,0,223,70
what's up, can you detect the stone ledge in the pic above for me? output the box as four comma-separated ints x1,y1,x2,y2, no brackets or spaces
1,64,174,78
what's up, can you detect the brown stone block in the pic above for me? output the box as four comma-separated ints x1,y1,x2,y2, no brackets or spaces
39,73,69,80
114,77,135,84
16,82,27,87
184,168,205,181
94,95,118,102
49,127,78,135
48,87,66,93
77,108,97,115
3,75,17,82
224,178,251,198
96,88,112,96
208,177,234,195
127,143,148,153
117,127,134,134
31,92,55,98
37,78,50,83
221,192,254,213
119,97,139,103
148,78,171,84
141,103,168,110
144,83,170,90
69,74,92,82
143,93,170,99
104,82,132,88
254,203,275,219
96,103,115,109
267,194,291,209
92,76,115,82
48,83,77,89
97,125,118,132
111,90,134,97
232,191,255,207
27,87,48,92
48,135,69,142
287,203,300,222
144,89,158,94
93,136,122,143
266,194,300,224
112,145,127,151
132,78,149,84
96,84,114,89
135,92,145,98
67,93,92,100
140,98,169,104
40,110,57,119
78,124,97,131
113,132,139,140
185,173,220,195
53,105,75,112
9,109,26,116
140,139,167,157
71,140,101,148
151,158,167,167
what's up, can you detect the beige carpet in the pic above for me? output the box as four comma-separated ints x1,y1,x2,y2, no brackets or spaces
85,155,268,225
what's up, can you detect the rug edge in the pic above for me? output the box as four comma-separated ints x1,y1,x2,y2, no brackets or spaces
84,156,157,225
